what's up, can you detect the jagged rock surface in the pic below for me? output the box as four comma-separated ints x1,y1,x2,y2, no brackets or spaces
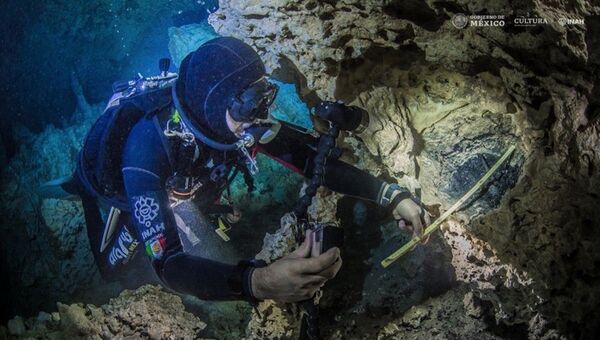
0,285,207,339
210,0,600,338
329,284,501,340
168,23,220,67
0,105,112,319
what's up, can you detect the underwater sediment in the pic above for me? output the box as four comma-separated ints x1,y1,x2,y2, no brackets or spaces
2,0,600,339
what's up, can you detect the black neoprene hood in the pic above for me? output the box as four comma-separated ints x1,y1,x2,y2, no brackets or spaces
175,37,267,142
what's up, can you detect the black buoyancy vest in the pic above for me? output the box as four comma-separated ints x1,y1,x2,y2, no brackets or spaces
77,84,254,212
77,87,173,210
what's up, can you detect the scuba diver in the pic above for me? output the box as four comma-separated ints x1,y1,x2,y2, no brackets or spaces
41,37,430,305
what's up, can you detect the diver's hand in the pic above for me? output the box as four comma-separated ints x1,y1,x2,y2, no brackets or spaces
251,230,342,302
392,197,431,243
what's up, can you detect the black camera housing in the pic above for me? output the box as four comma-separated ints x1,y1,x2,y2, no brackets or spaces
314,101,369,133
312,223,344,255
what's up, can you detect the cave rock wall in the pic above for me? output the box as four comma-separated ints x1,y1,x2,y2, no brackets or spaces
210,0,600,338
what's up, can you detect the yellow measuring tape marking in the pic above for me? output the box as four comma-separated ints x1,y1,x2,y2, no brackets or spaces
381,145,516,268
215,217,231,242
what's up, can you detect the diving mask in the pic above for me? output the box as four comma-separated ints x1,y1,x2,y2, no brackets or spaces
228,77,279,123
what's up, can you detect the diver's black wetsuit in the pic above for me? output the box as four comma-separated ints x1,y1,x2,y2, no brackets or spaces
80,107,386,301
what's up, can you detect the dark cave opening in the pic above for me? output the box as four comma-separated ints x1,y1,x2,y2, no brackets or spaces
334,44,426,103
383,0,447,32
319,195,458,337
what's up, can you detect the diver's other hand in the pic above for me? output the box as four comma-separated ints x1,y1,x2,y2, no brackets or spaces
392,198,431,243
251,230,342,302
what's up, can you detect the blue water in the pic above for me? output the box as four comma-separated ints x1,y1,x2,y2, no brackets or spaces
0,0,218,134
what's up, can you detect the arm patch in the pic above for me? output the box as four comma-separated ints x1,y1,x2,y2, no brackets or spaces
130,192,168,260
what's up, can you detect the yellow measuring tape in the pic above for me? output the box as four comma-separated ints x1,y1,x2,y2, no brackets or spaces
215,218,231,242
381,145,516,268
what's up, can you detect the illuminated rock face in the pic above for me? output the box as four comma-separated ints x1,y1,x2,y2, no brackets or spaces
210,0,600,338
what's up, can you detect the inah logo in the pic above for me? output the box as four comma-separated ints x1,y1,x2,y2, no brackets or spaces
558,17,585,26
141,223,166,240
134,196,159,227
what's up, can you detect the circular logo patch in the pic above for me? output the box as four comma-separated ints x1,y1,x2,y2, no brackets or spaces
134,196,159,227
452,13,469,29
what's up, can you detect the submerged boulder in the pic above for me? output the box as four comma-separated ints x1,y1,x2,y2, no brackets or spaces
1,285,207,339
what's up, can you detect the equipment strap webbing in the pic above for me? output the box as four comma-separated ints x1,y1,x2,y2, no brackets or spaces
381,145,516,268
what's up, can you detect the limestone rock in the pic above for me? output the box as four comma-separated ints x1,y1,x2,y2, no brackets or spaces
57,303,99,336
0,104,106,317
463,291,487,319
245,302,299,340
255,213,299,263
168,23,219,67
6,316,25,336
209,1,415,98
401,305,430,328
353,87,417,177
333,285,502,340
2,285,207,339
40,198,99,296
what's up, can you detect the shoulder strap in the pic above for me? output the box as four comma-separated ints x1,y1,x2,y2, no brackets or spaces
152,107,177,169
122,86,173,116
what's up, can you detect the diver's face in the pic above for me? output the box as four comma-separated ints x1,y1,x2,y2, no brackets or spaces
226,109,255,137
